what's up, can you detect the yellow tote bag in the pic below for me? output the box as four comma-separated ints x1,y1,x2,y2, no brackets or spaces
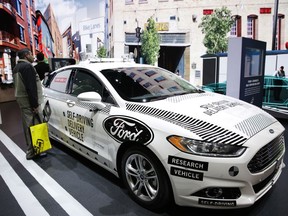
30,122,52,155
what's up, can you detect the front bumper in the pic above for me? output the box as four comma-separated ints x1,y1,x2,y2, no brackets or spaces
167,125,285,209
174,158,285,208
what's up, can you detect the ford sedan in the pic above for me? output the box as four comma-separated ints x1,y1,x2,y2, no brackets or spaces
42,59,285,210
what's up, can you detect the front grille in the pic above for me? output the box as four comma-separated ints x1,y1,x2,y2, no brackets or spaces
248,134,285,173
253,169,277,193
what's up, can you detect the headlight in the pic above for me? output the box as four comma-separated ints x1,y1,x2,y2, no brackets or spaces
167,135,246,157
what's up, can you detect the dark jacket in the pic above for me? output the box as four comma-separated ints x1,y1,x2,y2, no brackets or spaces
12,59,43,109
34,61,51,80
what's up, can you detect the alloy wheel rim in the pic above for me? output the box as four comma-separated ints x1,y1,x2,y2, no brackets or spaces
125,154,159,201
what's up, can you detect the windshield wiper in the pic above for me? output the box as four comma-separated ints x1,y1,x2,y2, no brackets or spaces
148,95,170,101
173,89,204,96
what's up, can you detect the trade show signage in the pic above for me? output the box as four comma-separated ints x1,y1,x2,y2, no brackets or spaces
226,37,266,108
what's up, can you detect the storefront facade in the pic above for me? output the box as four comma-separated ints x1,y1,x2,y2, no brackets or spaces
108,0,288,85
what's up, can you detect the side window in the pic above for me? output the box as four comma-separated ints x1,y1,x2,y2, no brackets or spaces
71,70,103,96
49,69,72,93
71,70,115,104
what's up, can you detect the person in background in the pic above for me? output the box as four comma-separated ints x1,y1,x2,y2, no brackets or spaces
273,66,285,101
175,69,181,77
34,52,51,81
274,66,285,78
12,48,44,160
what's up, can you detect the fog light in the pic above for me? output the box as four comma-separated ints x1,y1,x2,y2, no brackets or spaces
192,187,241,199
205,188,223,198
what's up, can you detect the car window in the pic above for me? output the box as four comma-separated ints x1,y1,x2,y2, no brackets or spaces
71,69,115,104
49,69,72,93
71,70,103,96
101,67,199,102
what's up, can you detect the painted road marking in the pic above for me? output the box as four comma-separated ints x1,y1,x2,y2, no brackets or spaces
0,130,93,216
0,153,49,216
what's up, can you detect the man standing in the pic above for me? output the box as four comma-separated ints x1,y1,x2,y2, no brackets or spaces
13,48,44,160
274,66,285,78
273,66,286,101
34,52,51,81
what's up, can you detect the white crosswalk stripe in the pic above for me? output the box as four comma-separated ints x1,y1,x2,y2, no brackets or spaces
0,129,93,216
0,153,49,216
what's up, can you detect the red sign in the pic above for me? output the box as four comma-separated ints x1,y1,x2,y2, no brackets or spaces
54,77,67,83
260,8,271,14
203,9,213,15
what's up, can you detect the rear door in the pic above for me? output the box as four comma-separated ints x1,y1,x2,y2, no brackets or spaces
43,68,73,135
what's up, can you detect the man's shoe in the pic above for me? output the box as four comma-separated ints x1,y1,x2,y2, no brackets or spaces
39,152,47,157
26,153,35,160
26,152,47,160
26,149,35,160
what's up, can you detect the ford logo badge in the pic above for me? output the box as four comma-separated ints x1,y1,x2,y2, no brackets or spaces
103,115,154,144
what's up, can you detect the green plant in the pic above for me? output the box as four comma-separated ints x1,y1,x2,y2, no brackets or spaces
97,46,107,58
141,17,160,65
199,7,235,54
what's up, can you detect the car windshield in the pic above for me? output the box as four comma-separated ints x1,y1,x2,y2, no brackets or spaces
101,67,201,102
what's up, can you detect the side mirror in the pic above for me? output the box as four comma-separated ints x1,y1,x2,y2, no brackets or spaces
77,92,106,110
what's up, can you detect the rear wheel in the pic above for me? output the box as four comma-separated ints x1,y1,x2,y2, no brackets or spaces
120,146,172,210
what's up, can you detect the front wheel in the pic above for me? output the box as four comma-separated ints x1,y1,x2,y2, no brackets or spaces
120,146,172,210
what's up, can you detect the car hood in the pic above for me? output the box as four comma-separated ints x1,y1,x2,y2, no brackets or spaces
125,92,278,146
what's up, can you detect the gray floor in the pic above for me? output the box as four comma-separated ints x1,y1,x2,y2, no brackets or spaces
0,101,288,216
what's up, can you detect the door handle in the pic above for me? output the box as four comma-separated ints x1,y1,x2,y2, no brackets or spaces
66,100,75,107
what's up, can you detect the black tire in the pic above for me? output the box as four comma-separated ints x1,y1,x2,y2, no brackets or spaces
120,145,172,211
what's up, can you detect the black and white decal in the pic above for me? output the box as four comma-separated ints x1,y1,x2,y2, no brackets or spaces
198,199,236,207
200,100,242,116
168,156,208,171
170,167,203,181
126,103,247,146
103,115,154,144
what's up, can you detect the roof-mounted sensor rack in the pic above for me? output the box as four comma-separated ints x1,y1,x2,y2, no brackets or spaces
80,54,135,64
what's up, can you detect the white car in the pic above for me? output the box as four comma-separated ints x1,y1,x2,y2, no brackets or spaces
42,59,285,210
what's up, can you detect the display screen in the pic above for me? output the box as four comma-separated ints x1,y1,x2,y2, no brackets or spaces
244,47,264,78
